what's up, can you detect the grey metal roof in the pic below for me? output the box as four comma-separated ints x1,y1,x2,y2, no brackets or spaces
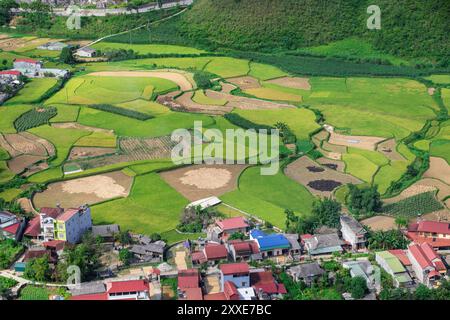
288,262,325,278
130,243,165,255
70,281,106,296
305,233,344,250
340,215,367,235
284,234,301,250
91,224,120,237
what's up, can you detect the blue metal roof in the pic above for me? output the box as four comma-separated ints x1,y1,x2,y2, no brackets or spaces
250,229,267,239
255,233,290,251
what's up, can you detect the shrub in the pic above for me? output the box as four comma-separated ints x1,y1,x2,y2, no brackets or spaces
14,107,57,132
89,104,153,120
224,113,274,132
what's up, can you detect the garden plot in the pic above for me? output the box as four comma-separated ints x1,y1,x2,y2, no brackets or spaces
361,215,396,231
423,157,450,184
33,171,133,209
87,70,194,91
376,138,405,161
226,76,261,90
422,209,450,223
284,156,361,197
2,134,48,157
328,132,385,151
384,178,450,203
68,147,117,161
316,157,345,172
7,155,46,174
266,77,311,90
174,91,233,115
159,164,247,201
51,122,113,134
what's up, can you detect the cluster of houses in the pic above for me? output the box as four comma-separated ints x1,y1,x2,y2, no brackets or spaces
9,58,69,79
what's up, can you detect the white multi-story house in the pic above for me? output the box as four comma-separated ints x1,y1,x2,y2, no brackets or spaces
406,242,447,287
220,262,250,290
39,207,65,241
54,206,92,244
340,215,367,250
13,58,69,78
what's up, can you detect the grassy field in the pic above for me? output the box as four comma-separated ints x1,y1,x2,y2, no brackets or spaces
234,108,320,139
19,286,49,300
74,131,117,148
116,99,171,117
93,42,206,55
426,75,450,85
77,107,214,137
45,76,177,106
0,188,22,201
91,172,189,234
192,90,228,105
27,166,63,184
6,78,58,104
244,87,302,102
28,125,91,165
0,147,9,160
0,104,33,133
204,57,250,78
49,104,80,122
220,166,315,228
0,161,15,183
248,62,287,80
442,88,450,111
304,77,437,139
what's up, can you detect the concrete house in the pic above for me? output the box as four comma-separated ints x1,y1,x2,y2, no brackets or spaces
340,215,367,250
227,239,261,262
0,70,21,80
407,220,450,249
13,58,69,78
406,242,447,287
220,262,250,289
287,262,325,286
250,229,290,258
303,233,344,256
54,206,92,244
129,242,165,263
75,46,97,58
216,216,249,239
376,251,413,288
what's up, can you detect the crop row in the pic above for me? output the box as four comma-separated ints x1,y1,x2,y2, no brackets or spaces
89,104,154,121
14,107,57,132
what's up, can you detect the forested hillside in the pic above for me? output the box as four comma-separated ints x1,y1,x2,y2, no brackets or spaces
176,0,449,64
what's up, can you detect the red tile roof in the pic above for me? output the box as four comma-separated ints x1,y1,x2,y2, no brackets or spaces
250,271,286,295
388,249,411,266
204,243,228,260
191,251,207,264
220,262,250,275
217,217,249,231
408,242,446,275
57,208,80,222
24,249,48,262
24,216,41,237
106,280,149,294
0,70,21,76
14,58,40,64
70,293,108,300
224,281,240,300
184,288,203,300
408,243,433,269
40,207,64,219
43,240,65,251
2,222,20,235
406,232,450,248
178,268,200,289
203,292,226,300
414,221,450,235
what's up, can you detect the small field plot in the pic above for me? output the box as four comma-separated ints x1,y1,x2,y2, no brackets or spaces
284,156,361,197
28,125,91,165
442,88,450,111
94,42,206,55
192,90,228,106
0,161,14,183
0,105,33,133
360,215,396,231
426,75,450,85
381,191,444,218
234,108,320,140
220,166,315,228
204,57,250,78
305,77,437,139
266,77,311,90
423,157,450,184
116,99,170,117
74,131,117,148
77,107,214,137
91,173,189,235
19,286,49,300
160,164,247,201
248,62,287,81
244,87,302,102
6,78,58,105
33,171,133,209
46,75,177,106
49,104,80,122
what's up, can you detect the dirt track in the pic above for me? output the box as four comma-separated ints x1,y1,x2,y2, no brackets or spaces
88,70,194,91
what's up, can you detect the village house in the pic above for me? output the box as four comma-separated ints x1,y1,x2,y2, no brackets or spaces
287,262,325,286
343,259,378,291
406,242,447,287
129,242,165,263
37,41,68,51
340,215,367,250
407,220,450,249
202,243,228,264
216,216,249,239
376,251,413,288
53,206,92,244
203,281,242,301
178,268,202,299
75,46,97,58
0,211,18,229
91,224,120,242
220,262,251,289
302,233,344,256
284,233,302,259
39,207,65,241
227,239,261,262
70,279,150,300
12,58,69,78
250,229,290,258
0,70,21,81
250,270,287,300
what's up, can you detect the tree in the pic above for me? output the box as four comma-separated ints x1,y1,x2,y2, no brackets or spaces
20,1,52,29
0,0,18,26
285,209,317,234
228,232,247,241
312,198,341,228
415,284,432,300
350,276,368,299
367,229,409,250
24,255,52,282
150,233,161,241
348,184,382,214
116,230,133,245
395,216,408,229
119,249,133,266
59,47,75,65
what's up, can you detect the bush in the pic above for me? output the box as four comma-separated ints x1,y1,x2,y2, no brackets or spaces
193,70,216,89
350,276,368,299
224,113,274,132
89,104,153,120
